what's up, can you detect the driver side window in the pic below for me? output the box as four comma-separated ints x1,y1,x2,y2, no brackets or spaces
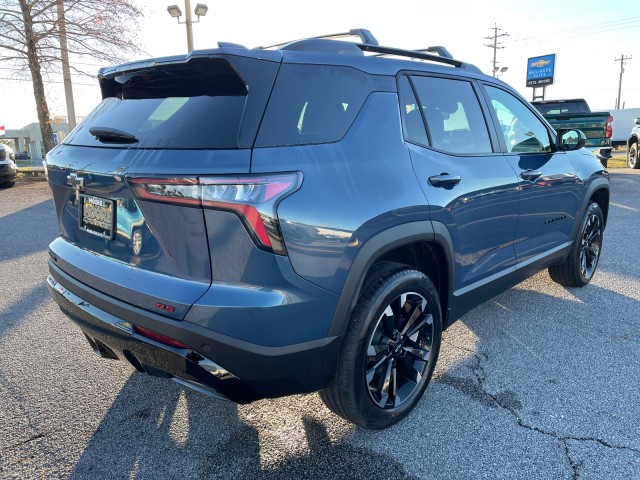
485,86,551,154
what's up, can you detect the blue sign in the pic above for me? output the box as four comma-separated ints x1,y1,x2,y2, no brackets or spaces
526,54,556,87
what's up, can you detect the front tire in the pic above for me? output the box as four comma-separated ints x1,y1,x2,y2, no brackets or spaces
629,143,639,169
320,263,442,429
549,202,604,287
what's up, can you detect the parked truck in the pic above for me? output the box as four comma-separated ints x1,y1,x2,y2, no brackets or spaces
610,107,640,149
532,99,612,167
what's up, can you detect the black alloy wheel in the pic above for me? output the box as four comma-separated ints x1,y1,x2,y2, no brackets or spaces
365,292,434,409
578,211,602,281
549,202,604,287
319,262,442,430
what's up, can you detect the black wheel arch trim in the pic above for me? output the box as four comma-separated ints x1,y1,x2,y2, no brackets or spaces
328,220,456,337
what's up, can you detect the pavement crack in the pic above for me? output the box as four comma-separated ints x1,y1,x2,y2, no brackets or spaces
445,343,640,466
562,439,581,480
0,433,46,452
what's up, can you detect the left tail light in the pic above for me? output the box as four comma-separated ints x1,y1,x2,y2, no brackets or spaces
605,116,613,139
128,173,302,255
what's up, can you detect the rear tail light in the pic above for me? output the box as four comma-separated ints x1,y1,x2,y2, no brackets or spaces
605,115,613,139
128,173,302,255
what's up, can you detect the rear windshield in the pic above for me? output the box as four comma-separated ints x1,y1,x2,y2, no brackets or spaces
255,64,378,147
65,58,248,149
533,101,589,116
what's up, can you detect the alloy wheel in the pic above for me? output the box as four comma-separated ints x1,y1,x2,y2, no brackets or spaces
580,213,602,280
365,292,434,409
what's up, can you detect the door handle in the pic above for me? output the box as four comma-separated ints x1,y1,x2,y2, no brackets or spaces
429,174,462,188
520,170,542,181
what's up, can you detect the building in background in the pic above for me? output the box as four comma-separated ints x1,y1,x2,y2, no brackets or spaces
2,115,83,161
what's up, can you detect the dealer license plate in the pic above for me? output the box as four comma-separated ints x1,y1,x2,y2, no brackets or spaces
79,194,115,239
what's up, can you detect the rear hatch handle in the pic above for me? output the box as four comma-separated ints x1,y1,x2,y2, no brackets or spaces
89,126,139,144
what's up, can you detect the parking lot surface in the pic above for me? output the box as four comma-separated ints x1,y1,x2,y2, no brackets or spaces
1,172,639,479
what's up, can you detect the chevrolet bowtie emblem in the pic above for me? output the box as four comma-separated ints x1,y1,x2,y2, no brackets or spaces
66,172,85,190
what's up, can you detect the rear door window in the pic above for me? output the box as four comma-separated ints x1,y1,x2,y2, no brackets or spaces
398,75,428,146
410,76,493,154
65,58,248,149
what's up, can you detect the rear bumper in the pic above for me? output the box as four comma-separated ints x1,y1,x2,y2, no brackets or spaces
47,261,342,403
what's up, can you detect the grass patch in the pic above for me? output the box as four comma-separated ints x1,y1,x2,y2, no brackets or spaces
608,156,627,168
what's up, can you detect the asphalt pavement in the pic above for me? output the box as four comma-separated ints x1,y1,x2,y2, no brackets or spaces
1,172,639,479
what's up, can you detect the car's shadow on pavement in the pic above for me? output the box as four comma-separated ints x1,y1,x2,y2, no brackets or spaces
67,277,640,479
0,198,55,263
0,283,51,339
69,372,415,479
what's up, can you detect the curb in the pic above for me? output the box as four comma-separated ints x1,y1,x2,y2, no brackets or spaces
17,165,46,181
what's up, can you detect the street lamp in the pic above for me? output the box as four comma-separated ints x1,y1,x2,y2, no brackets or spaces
166,1,208,52
492,65,508,78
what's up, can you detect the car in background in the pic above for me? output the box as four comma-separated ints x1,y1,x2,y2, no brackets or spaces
626,118,640,169
0,144,17,188
15,151,31,161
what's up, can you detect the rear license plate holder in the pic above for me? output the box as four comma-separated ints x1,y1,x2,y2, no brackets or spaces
79,194,115,239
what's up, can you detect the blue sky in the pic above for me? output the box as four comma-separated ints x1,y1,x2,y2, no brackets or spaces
1,0,638,128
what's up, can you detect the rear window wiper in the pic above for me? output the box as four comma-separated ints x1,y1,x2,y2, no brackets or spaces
89,126,139,144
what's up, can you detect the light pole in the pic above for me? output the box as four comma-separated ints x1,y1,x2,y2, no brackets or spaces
167,1,208,52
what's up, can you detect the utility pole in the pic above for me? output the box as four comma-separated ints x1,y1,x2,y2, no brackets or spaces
614,54,632,110
484,23,509,77
57,0,76,130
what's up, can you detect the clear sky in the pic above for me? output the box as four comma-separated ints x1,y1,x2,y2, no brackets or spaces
2,0,639,128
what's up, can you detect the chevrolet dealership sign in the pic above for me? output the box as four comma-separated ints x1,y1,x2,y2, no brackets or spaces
526,54,556,87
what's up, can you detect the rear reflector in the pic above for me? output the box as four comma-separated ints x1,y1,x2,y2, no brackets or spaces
127,173,302,254
134,325,190,349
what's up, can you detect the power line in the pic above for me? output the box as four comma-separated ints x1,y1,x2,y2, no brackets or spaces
484,23,509,77
508,16,640,44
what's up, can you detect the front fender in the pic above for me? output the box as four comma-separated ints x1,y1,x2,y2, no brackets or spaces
571,175,610,242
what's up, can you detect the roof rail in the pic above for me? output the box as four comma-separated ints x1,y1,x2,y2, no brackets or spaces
258,28,378,50
417,46,453,60
361,44,482,74
254,29,482,74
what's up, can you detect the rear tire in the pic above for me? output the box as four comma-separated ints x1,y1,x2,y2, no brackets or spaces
320,262,442,429
0,181,15,188
548,202,604,287
629,143,639,169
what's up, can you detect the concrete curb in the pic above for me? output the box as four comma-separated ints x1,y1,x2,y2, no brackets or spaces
16,165,46,181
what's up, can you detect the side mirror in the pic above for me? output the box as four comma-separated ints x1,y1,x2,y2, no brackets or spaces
635,117,640,125
555,129,586,151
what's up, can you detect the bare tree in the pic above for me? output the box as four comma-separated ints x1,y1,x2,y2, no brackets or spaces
0,0,145,153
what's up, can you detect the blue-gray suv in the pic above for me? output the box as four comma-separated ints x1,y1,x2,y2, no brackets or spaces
46,30,609,429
